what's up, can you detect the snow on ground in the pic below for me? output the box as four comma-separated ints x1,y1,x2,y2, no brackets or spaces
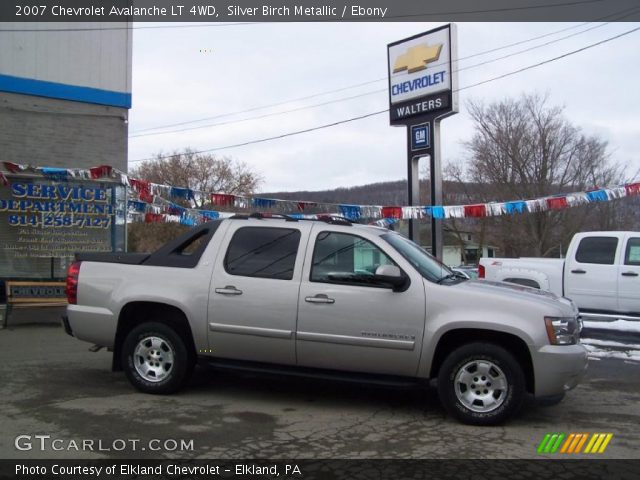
583,320,640,333
583,346,640,363
581,338,640,364
580,338,640,350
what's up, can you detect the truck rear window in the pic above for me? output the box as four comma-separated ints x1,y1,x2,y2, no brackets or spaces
224,227,301,280
575,237,618,265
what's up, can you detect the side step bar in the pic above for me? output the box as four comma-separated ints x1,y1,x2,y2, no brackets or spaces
580,312,640,322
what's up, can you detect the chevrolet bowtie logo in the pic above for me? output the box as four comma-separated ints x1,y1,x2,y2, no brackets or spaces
393,43,443,74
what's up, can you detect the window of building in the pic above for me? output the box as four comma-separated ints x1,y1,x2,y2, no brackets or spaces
575,237,618,265
464,248,479,265
311,232,395,286
224,227,301,280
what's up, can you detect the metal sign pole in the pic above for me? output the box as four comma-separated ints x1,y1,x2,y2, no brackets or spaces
406,120,442,257
430,120,443,260
406,129,421,245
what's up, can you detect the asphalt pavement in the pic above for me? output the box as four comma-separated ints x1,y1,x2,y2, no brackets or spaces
0,323,638,460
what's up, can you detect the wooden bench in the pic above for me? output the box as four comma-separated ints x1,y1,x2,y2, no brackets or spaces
1,281,67,328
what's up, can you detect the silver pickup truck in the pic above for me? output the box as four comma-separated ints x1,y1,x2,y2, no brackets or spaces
64,215,588,425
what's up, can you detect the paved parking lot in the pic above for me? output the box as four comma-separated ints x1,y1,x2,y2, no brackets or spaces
1,323,639,459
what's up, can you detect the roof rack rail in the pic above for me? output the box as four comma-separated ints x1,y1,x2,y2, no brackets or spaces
316,215,353,226
230,212,298,222
228,213,353,226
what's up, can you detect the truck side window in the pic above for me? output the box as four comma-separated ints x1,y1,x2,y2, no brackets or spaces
625,238,640,266
575,237,618,265
311,232,395,286
224,227,301,280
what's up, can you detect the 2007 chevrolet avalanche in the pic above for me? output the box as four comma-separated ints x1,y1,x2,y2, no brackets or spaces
64,215,588,425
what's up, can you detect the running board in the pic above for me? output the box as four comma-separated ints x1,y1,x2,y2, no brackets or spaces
580,312,640,322
200,357,423,388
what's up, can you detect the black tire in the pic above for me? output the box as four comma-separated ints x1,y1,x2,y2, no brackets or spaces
121,322,194,394
437,342,525,425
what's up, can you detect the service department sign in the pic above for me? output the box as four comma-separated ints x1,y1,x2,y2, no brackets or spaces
388,24,458,124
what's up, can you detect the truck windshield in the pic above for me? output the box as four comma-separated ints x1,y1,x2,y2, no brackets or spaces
381,232,462,284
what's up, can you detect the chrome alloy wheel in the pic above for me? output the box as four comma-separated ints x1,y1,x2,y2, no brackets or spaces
454,360,508,413
133,336,175,383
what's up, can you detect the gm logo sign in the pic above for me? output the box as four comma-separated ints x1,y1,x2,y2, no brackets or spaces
411,123,430,151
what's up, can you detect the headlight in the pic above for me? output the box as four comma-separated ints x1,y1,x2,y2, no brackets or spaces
544,316,579,345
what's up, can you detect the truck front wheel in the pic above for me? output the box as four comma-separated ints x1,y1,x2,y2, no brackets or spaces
121,322,194,394
437,342,525,425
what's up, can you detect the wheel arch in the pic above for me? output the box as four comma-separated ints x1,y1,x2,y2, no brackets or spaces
495,269,550,291
429,328,535,394
112,301,196,371
502,277,541,289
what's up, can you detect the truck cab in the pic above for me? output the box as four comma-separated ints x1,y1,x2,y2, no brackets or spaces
564,232,640,316
480,231,640,319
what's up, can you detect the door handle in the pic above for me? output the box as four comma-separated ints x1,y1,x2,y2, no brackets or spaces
571,269,586,274
305,294,335,304
621,271,639,277
215,286,243,295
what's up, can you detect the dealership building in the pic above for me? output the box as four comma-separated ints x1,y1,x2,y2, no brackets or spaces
0,22,132,287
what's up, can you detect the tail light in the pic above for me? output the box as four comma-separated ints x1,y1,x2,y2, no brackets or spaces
478,264,485,278
65,261,81,304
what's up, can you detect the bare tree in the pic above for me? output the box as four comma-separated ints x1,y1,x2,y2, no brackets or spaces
462,93,626,257
127,149,262,252
130,148,263,207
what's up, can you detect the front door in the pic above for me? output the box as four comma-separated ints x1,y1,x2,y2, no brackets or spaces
564,235,620,311
296,226,426,377
207,222,309,365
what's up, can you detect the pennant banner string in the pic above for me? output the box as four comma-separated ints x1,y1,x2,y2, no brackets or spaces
2,161,639,225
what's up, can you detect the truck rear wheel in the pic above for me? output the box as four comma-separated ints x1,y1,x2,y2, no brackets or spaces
121,322,194,394
437,342,525,425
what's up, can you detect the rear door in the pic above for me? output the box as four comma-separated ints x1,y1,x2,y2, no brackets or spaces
296,225,426,377
564,234,621,311
617,235,640,313
206,221,310,365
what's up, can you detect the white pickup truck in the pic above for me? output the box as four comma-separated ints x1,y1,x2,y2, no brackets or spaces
480,231,640,321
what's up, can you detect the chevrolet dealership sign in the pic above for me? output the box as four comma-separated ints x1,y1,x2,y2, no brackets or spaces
388,24,458,124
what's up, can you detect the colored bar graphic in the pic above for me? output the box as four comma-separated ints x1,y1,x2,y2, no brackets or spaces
539,433,613,454
574,433,589,453
537,433,566,453
598,434,613,453
584,433,614,454
537,434,552,454
560,433,575,453
551,433,565,453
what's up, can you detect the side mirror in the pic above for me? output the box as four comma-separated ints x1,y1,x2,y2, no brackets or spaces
374,265,409,291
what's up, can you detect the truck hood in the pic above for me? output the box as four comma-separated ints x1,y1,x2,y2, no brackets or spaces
455,279,576,314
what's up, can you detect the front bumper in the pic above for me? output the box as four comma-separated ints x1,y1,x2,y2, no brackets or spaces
532,343,588,397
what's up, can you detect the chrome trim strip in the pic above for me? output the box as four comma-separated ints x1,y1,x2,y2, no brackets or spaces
208,323,293,339
580,312,640,322
296,331,415,350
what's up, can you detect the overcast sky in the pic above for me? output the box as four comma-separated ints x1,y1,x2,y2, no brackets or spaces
127,21,640,193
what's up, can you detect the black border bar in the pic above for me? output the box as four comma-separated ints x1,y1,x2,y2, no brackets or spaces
2,0,640,22
2,459,640,480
